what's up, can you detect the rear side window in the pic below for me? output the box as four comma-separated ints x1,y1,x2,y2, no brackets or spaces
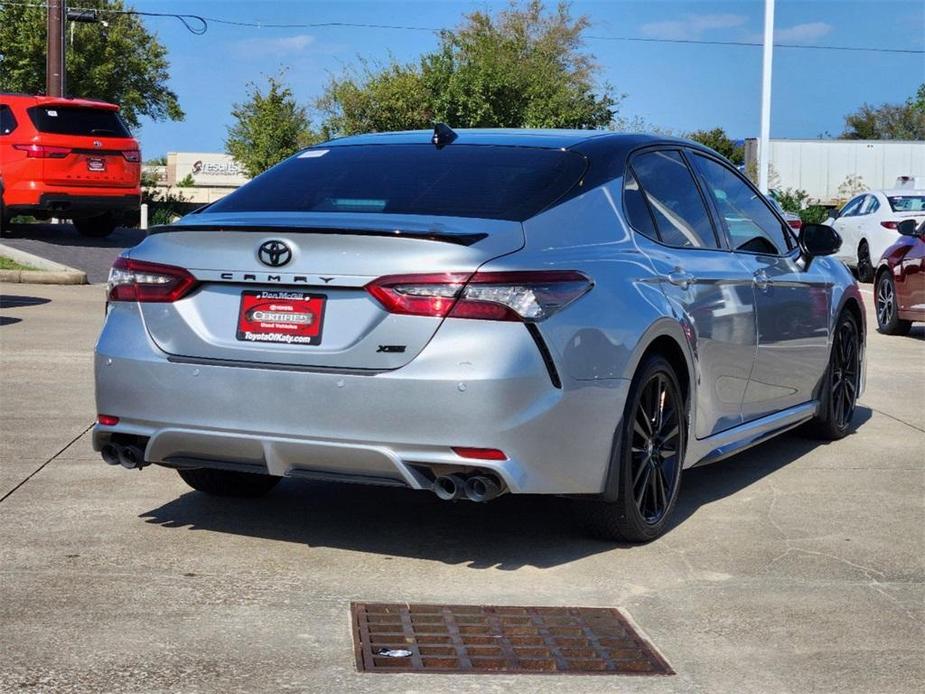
690,153,791,255
27,106,130,137
629,150,719,249
623,169,658,240
0,105,16,135
207,144,587,222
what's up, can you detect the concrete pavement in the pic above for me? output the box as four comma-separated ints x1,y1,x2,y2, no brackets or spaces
0,282,922,693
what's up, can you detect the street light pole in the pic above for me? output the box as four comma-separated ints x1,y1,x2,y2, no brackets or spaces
46,0,66,96
758,0,775,193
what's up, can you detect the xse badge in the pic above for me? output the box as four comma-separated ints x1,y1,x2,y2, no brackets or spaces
236,290,326,346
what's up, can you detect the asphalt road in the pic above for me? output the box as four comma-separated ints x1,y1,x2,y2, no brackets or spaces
0,282,922,693
1,222,145,283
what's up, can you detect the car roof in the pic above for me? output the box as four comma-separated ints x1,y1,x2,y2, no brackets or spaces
0,93,119,111
322,128,694,152
880,189,925,196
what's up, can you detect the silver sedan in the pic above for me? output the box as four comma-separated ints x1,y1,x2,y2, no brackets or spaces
94,128,865,541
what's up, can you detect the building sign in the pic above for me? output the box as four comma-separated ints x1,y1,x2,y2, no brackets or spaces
173,152,249,187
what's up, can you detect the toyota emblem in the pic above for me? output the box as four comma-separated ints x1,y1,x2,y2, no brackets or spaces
92,140,103,149
257,240,292,267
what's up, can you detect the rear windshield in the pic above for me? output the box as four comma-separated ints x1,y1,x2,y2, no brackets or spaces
27,105,131,138
207,144,587,222
887,195,925,212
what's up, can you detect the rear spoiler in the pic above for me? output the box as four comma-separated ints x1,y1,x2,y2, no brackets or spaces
147,224,488,246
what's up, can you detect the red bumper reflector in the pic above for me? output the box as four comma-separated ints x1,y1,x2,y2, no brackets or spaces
452,447,507,461
97,414,119,426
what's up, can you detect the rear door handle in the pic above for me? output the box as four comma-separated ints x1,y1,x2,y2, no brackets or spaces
753,269,770,290
667,269,695,289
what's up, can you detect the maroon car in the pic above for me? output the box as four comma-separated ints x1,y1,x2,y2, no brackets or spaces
875,219,925,335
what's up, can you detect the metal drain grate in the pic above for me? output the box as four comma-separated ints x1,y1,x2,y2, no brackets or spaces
351,603,673,676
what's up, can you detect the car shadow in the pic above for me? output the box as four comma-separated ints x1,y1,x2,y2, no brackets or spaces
3,222,145,249
0,295,51,309
139,408,872,570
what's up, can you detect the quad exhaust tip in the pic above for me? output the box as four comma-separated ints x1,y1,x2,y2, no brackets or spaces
433,472,502,502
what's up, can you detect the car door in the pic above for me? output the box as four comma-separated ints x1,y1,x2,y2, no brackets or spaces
626,148,757,438
832,195,866,266
689,151,831,420
899,234,925,318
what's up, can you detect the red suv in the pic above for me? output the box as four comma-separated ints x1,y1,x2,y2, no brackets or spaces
0,94,141,237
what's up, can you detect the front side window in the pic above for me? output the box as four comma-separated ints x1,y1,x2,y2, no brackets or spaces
629,150,718,249
0,105,16,135
690,153,791,255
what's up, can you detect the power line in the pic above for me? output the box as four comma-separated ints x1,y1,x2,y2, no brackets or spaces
1,1,923,54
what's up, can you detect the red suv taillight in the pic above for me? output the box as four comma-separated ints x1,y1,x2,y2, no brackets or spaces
13,143,71,158
122,149,141,162
366,270,592,322
107,257,198,302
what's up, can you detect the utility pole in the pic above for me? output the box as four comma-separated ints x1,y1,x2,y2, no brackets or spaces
758,0,775,194
46,0,66,96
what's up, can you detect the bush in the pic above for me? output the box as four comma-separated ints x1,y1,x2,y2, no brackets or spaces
800,205,830,224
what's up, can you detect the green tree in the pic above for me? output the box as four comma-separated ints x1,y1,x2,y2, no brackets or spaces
318,1,619,137
839,82,925,140
225,74,318,178
0,0,182,128
687,128,744,165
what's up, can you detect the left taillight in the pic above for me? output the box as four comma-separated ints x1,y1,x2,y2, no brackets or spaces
107,257,198,303
366,270,592,322
13,143,71,158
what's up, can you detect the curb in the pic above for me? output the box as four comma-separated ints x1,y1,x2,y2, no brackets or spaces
0,243,87,285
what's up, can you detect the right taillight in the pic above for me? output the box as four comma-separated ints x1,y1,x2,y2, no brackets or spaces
366,270,592,322
107,257,198,302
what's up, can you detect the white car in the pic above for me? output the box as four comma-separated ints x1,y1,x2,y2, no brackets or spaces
830,189,925,282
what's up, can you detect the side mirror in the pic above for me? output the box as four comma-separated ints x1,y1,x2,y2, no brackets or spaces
799,223,842,259
897,219,920,236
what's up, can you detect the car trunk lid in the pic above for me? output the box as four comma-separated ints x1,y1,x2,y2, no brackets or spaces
130,212,524,370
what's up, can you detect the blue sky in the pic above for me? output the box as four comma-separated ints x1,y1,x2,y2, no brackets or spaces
131,0,925,158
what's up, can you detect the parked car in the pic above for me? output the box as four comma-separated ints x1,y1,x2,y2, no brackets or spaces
0,94,141,237
767,195,803,231
828,188,925,282
93,128,865,542
874,219,925,335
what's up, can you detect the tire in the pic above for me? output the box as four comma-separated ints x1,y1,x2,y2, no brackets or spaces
875,271,912,336
579,355,686,542
856,241,874,283
73,212,117,238
0,190,7,235
177,467,280,497
805,311,861,441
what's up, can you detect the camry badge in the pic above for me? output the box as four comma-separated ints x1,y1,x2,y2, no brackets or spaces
257,240,292,267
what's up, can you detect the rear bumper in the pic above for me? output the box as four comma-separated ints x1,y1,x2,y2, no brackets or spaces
5,188,139,215
93,304,627,494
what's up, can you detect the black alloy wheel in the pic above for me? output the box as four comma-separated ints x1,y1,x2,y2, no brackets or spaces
829,317,860,431
876,271,912,335
579,355,686,542
629,372,682,525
